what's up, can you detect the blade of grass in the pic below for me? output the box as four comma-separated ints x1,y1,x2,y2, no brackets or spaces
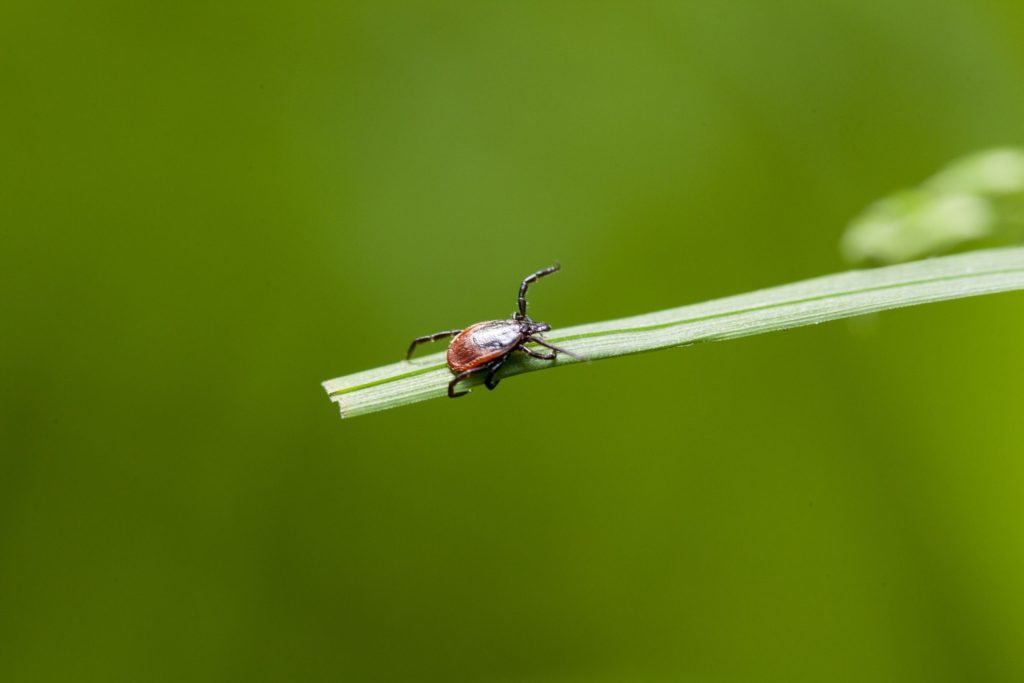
323,247,1024,419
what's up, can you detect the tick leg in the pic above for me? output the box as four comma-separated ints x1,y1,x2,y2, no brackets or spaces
484,356,509,391
449,365,489,398
526,336,587,362
517,263,560,319
519,344,556,361
407,329,461,360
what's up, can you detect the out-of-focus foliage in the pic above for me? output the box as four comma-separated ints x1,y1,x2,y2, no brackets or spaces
842,148,1024,263
3,2,1024,683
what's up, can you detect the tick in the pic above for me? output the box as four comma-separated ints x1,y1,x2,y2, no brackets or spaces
406,264,584,398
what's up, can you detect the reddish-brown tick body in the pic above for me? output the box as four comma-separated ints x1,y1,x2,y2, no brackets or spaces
405,264,584,398
447,320,527,373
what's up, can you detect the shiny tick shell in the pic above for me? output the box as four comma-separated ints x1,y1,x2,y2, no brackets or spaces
447,320,524,373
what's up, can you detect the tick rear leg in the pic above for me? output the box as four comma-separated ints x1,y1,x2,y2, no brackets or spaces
484,356,509,391
407,329,461,360
449,365,489,398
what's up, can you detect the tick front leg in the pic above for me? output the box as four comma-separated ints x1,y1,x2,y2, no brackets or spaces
526,336,587,362
407,329,461,360
519,344,557,361
448,365,489,398
517,263,560,319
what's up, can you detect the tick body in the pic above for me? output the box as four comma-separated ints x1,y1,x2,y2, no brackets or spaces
406,264,584,398
447,321,525,373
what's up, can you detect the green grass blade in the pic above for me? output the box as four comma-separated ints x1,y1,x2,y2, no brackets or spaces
322,247,1024,419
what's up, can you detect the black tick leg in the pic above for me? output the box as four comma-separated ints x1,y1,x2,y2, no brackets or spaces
449,365,489,398
517,264,560,319
526,336,587,362
484,355,509,390
519,344,557,361
407,329,461,360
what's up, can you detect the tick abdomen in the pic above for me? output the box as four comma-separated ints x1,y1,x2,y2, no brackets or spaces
447,320,522,372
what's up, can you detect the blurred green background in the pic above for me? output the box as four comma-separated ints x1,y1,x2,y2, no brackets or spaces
3,1,1024,681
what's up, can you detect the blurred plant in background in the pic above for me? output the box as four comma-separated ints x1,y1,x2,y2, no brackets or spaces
5,2,1024,682
842,148,1024,264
